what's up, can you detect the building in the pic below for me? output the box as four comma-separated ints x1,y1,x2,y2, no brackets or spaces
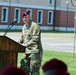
0,0,75,31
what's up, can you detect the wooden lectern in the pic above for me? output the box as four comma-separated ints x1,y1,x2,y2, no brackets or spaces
0,35,25,70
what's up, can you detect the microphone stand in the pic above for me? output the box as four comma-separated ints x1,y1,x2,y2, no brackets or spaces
70,0,76,58
4,22,15,36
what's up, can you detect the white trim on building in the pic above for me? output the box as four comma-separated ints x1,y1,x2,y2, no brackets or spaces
0,2,54,10
14,8,21,23
37,10,43,24
47,11,53,24
1,7,8,22
0,25,74,32
0,2,74,12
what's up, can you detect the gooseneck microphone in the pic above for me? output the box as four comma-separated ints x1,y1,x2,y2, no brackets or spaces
9,19,17,25
4,19,17,36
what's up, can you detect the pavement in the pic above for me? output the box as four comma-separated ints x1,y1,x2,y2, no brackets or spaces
0,32,76,53
41,33,76,52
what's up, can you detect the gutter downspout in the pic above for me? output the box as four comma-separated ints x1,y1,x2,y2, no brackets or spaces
53,0,56,31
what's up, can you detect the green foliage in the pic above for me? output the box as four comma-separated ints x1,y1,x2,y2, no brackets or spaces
0,29,22,32
18,50,76,75
0,29,74,33
41,30,74,33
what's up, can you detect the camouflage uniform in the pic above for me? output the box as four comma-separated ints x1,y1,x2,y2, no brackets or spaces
19,21,43,75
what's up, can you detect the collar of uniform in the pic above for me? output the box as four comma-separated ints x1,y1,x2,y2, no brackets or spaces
25,20,32,29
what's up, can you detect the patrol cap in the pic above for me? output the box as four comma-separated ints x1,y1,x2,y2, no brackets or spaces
21,10,30,18
42,58,67,72
0,66,27,75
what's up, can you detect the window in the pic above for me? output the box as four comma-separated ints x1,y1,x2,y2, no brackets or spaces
2,0,8,2
37,10,43,24
49,0,52,4
15,0,21,2
14,8,20,23
1,7,8,22
49,0,54,5
26,9,32,19
47,11,53,24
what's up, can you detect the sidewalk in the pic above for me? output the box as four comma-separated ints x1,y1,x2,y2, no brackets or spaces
0,32,76,53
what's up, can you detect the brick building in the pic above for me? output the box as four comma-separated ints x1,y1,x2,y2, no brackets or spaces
0,0,75,31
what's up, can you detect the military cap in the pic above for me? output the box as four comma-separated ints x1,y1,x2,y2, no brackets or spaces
0,66,27,75
21,10,30,18
42,58,67,72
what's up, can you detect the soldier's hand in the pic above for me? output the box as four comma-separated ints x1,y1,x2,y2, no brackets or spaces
26,50,31,54
22,43,28,47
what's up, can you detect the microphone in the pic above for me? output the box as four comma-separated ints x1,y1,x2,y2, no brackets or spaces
9,19,17,25
3,19,17,36
7,19,17,29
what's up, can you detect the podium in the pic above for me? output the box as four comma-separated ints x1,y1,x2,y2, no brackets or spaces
0,35,25,70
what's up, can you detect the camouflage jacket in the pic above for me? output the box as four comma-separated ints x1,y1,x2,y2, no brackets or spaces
19,21,43,54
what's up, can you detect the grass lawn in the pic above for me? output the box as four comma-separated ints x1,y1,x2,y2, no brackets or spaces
18,50,76,75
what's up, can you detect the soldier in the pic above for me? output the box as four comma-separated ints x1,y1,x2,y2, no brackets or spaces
19,10,43,75
0,66,27,75
42,58,70,75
